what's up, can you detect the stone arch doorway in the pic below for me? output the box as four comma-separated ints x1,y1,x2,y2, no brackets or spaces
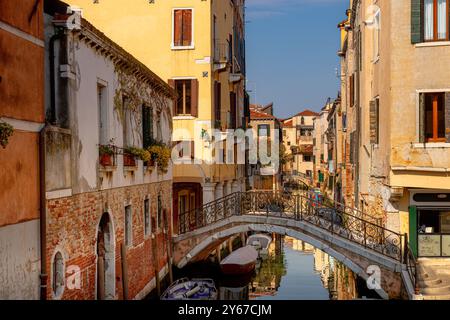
97,212,115,300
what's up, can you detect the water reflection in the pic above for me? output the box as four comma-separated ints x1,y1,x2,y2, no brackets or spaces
176,235,381,300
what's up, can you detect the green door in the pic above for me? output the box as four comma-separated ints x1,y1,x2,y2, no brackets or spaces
409,206,418,257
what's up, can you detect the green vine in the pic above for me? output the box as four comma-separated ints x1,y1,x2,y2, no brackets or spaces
0,122,14,149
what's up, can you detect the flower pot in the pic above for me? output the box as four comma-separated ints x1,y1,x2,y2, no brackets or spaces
100,153,113,166
123,153,136,167
144,158,155,168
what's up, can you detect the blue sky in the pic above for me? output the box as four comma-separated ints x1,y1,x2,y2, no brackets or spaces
245,0,348,119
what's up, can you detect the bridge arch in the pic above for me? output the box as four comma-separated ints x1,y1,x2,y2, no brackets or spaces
176,223,390,299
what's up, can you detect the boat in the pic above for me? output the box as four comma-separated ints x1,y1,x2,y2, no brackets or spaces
220,245,258,275
160,278,218,300
247,234,272,260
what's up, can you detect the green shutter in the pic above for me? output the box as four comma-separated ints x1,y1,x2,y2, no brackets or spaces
409,206,418,257
411,0,423,44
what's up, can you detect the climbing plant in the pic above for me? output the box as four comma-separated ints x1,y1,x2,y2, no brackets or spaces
0,122,14,149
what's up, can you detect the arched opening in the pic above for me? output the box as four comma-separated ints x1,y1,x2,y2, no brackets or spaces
97,212,115,300
52,251,65,299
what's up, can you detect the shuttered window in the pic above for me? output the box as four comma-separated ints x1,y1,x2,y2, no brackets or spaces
173,9,193,47
411,0,449,43
230,92,237,129
214,81,222,126
142,106,153,149
369,98,380,145
169,79,198,117
349,74,355,108
419,92,447,142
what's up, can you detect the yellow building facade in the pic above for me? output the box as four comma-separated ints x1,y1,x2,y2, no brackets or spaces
66,0,248,233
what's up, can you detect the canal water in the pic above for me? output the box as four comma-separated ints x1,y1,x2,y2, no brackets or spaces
173,235,381,300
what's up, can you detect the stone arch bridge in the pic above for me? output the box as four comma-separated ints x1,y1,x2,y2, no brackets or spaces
172,191,420,300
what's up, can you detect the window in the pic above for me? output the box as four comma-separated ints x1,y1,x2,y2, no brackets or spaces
123,96,133,147
370,98,380,144
258,124,270,137
283,130,287,137
420,93,446,142
303,155,312,162
142,106,153,149
125,205,132,247
349,74,355,108
214,81,221,124
373,10,380,61
173,9,193,48
52,252,65,298
144,199,150,237
170,79,198,117
301,117,305,125
424,0,448,41
98,83,108,145
157,195,162,230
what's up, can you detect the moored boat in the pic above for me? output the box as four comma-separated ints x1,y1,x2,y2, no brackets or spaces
161,278,218,300
220,245,258,275
247,233,272,260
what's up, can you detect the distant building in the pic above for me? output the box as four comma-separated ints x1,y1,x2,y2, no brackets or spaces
249,104,282,191
282,110,319,182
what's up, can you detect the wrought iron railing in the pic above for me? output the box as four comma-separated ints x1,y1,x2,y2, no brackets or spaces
179,191,406,262
404,237,420,294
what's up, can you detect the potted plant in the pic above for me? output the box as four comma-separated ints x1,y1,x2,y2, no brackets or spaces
0,122,14,149
123,146,140,167
148,141,171,174
99,144,115,166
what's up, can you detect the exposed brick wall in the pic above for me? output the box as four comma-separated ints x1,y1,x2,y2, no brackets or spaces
45,180,172,300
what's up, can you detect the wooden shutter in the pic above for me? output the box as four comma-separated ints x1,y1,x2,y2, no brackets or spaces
349,74,355,108
369,99,379,144
409,206,418,257
168,79,177,116
230,92,237,129
419,93,425,143
182,10,192,46
191,79,199,117
174,10,183,46
191,141,195,160
411,0,423,44
445,92,450,142
142,106,151,148
214,82,221,123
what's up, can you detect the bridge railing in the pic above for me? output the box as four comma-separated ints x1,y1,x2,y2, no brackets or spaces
179,191,405,262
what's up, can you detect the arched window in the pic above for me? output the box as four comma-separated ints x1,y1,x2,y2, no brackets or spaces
52,251,65,298
301,117,305,125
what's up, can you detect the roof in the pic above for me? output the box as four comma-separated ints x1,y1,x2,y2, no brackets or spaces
282,119,294,128
250,109,278,121
294,109,320,117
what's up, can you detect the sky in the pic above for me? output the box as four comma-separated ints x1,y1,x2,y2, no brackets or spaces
245,0,348,119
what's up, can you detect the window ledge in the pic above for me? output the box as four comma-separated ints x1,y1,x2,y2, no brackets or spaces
413,143,450,149
173,115,196,120
124,166,138,172
171,44,195,50
100,166,117,173
415,41,450,48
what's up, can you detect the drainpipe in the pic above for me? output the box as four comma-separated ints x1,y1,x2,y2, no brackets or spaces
39,128,47,300
49,29,64,125
40,27,64,300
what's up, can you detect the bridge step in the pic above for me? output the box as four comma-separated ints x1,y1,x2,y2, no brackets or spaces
417,260,450,298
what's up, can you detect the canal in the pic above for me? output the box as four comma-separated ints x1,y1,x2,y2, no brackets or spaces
172,235,382,300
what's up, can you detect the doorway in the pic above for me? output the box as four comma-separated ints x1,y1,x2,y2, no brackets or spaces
97,213,115,300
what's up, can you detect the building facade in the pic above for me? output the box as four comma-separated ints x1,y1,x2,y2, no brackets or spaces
42,5,174,299
249,105,282,191
282,110,318,183
65,0,248,233
312,103,331,189
0,0,44,299
339,0,450,261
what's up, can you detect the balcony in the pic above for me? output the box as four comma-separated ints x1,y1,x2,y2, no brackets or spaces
213,40,230,71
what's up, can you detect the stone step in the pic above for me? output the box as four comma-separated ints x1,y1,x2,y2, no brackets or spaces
421,293,450,300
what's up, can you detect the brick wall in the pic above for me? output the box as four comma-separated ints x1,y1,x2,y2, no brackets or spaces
45,180,172,300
